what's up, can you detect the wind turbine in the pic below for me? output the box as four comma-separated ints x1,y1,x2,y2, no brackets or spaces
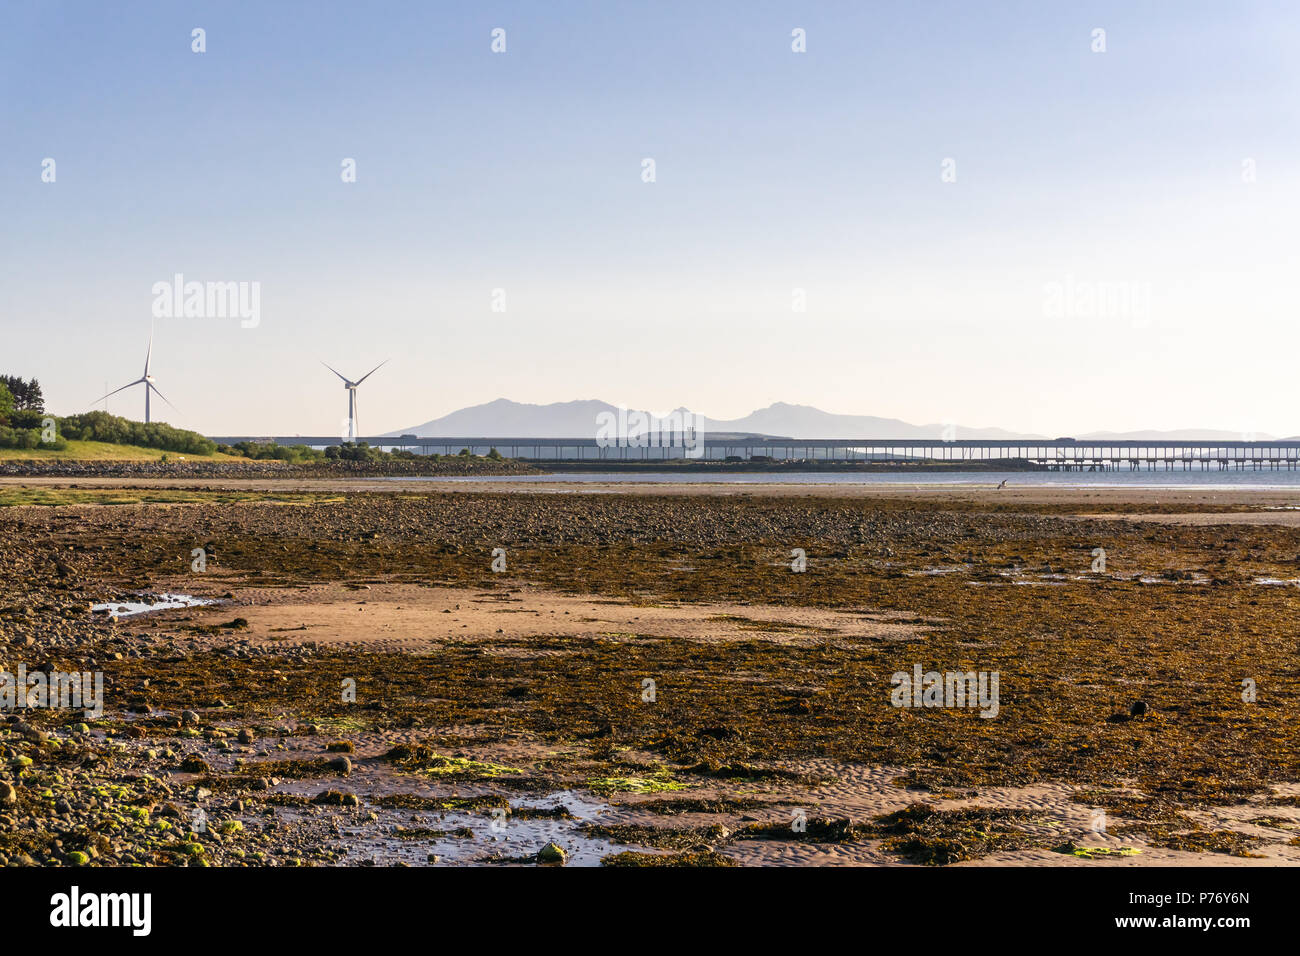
94,329,177,423
323,360,387,442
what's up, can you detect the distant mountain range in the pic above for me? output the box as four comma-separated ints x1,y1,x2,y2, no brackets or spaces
386,399,1278,442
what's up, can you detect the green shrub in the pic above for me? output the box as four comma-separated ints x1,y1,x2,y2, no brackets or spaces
51,411,217,455
0,426,42,449
228,441,326,463
7,409,46,430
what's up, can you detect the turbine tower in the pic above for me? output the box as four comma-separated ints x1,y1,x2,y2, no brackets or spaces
323,360,387,442
94,329,176,423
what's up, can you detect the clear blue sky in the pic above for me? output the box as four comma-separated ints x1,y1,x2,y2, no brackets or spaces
3,1,1297,435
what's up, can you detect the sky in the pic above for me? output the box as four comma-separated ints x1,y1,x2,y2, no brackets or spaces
2,1,1298,437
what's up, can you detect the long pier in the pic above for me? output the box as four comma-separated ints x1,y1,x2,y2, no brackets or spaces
208,437,1300,470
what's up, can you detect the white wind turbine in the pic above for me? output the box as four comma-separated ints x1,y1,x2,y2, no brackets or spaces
94,329,177,423
323,359,387,442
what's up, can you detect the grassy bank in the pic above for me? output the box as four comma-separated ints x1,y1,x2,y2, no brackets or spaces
0,440,230,461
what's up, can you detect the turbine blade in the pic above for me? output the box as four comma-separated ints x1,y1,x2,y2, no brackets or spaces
91,379,144,405
148,382,178,412
353,391,360,438
321,361,351,384
144,327,154,377
353,359,388,386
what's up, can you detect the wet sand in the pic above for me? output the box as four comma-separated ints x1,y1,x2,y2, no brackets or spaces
147,581,927,651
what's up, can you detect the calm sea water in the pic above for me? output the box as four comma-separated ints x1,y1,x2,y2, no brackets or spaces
411,470,1300,491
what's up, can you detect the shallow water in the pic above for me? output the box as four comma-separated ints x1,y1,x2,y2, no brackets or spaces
90,593,215,618
340,790,619,866
392,470,1300,491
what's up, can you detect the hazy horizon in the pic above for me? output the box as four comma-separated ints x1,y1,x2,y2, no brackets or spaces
4,1,1297,437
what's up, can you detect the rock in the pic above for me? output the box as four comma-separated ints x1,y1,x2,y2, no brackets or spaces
328,755,352,776
237,729,255,745
1130,700,1150,717
181,710,200,726
537,842,567,864
179,754,210,773
312,789,359,808
17,723,47,744
0,781,15,806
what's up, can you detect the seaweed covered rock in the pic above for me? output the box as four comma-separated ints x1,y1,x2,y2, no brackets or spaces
312,789,360,808
537,842,567,864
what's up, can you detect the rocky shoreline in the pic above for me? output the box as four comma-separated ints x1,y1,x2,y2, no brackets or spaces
3,487,1299,867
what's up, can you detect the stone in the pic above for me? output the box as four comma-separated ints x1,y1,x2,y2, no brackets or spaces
312,789,359,808
180,754,210,773
328,755,352,776
537,842,567,864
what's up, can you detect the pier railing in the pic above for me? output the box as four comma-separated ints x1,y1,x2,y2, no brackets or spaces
207,437,1300,470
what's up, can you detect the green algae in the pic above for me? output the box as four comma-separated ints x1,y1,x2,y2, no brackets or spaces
601,849,735,867
1053,842,1142,859
383,743,521,778
586,771,687,795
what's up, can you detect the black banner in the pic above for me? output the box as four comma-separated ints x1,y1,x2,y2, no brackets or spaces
0,864,1271,943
